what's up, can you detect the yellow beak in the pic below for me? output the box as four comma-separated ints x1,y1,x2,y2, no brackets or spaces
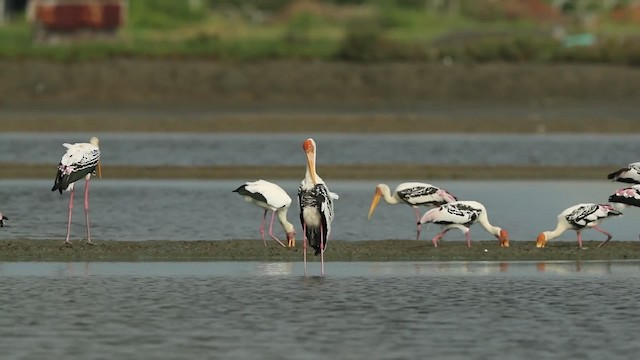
368,192,382,220
306,152,317,185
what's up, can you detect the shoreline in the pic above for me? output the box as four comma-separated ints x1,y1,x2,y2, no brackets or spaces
0,240,637,262
0,164,618,180
1,109,640,133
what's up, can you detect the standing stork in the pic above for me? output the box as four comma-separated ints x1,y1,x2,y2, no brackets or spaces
367,182,457,240
607,162,640,184
233,179,295,248
418,200,509,248
536,203,622,249
51,136,101,246
298,138,336,275
0,211,7,227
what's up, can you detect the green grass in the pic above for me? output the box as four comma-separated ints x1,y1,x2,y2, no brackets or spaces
0,1,639,64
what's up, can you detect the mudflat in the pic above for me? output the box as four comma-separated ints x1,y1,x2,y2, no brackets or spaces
0,239,636,262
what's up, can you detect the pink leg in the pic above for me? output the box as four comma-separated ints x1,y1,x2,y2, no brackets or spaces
594,225,613,248
414,208,421,240
65,189,75,245
303,223,307,275
465,231,472,248
267,211,286,248
84,178,94,244
431,228,451,248
260,209,267,246
576,231,583,248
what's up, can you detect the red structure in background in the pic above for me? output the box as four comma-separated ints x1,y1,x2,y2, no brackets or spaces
29,0,125,34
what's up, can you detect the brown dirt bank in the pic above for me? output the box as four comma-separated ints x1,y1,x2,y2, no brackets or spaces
1,61,640,131
0,163,618,180
0,239,637,262
2,60,640,107
1,110,640,133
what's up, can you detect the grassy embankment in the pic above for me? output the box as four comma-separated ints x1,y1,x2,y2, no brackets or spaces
1,0,639,64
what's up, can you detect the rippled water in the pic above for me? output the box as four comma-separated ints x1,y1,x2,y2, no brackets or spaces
0,179,638,242
0,261,639,359
1,132,639,166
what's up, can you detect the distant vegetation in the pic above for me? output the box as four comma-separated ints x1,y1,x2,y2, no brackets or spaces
1,0,640,65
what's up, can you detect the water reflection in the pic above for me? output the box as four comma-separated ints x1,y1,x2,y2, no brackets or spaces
1,261,636,277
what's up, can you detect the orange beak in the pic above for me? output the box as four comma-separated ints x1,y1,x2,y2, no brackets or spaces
368,189,382,220
498,229,509,247
536,233,547,248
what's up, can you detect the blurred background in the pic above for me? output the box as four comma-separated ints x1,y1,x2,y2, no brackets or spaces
1,0,640,241
0,0,639,111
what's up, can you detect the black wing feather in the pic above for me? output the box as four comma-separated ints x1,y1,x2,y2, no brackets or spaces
233,185,268,204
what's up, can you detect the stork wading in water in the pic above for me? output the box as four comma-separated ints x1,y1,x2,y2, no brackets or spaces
0,211,7,227
367,182,457,240
233,179,295,248
607,162,640,184
418,200,509,248
51,137,102,246
298,138,336,275
536,203,622,249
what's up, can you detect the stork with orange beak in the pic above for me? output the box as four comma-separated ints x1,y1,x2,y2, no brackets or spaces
51,136,102,246
536,203,621,249
297,138,336,275
418,200,509,248
368,182,457,240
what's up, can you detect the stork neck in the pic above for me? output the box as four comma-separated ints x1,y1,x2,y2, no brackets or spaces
379,185,400,205
277,207,295,233
544,224,568,241
477,213,501,237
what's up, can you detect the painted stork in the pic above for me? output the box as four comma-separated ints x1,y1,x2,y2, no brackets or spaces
367,182,457,240
418,200,509,248
609,184,640,210
607,162,640,184
608,185,640,237
51,136,101,246
0,212,7,227
233,179,295,248
298,138,336,275
536,203,622,249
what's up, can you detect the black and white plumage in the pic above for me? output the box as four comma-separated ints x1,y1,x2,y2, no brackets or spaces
367,182,457,240
298,138,336,275
0,211,7,227
536,203,622,249
608,184,640,209
418,200,509,248
233,179,295,248
607,162,640,184
51,137,101,245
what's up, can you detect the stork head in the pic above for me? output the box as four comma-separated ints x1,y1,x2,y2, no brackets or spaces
497,229,509,247
303,138,317,185
89,136,102,178
286,231,296,248
536,232,548,248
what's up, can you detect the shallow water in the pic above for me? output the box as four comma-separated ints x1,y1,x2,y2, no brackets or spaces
1,132,639,166
0,179,637,243
0,261,639,360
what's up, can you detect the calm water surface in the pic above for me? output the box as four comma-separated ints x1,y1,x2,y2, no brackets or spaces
0,179,637,242
2,132,640,166
0,261,639,359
